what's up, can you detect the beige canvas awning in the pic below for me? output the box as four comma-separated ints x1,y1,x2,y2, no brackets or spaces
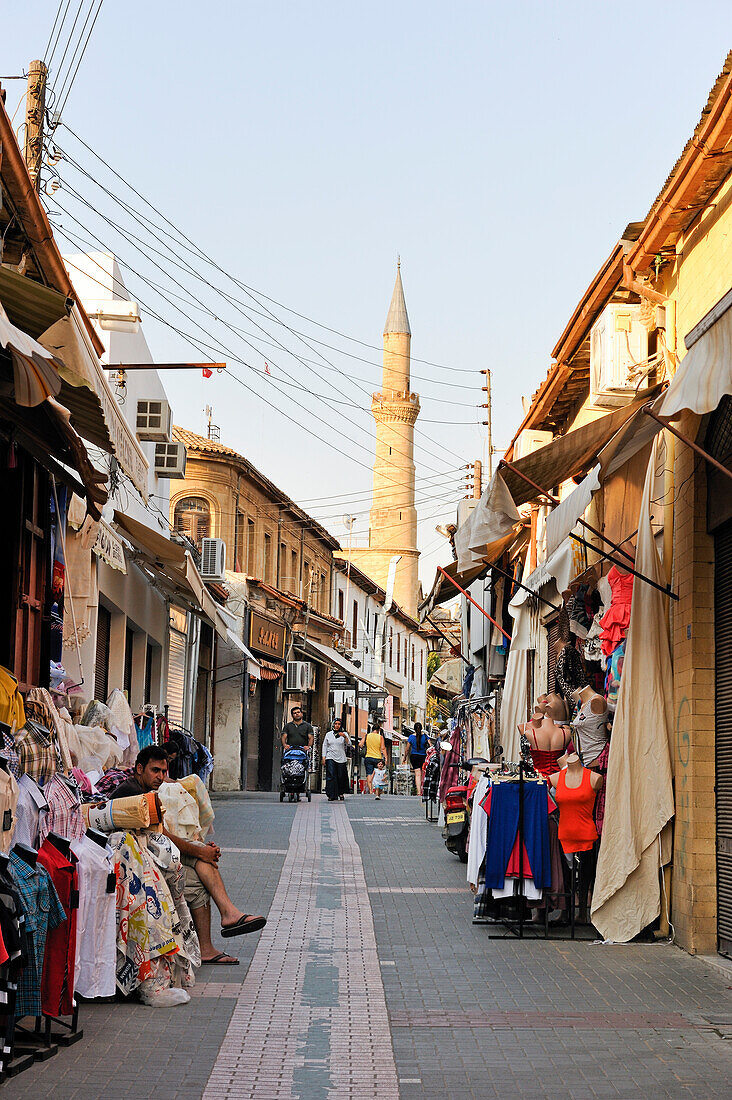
660,288,732,418
112,510,230,639
40,314,149,499
420,529,529,613
501,387,663,506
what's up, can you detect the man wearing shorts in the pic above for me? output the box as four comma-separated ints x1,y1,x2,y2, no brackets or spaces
111,746,266,965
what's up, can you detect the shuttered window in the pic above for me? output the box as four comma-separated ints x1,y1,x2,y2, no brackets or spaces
546,616,560,694
124,626,134,699
167,624,187,728
95,605,111,702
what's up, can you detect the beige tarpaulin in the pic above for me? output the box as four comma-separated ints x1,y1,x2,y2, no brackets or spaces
659,291,732,418
591,440,674,942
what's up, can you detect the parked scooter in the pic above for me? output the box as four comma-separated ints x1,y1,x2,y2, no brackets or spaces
442,757,489,863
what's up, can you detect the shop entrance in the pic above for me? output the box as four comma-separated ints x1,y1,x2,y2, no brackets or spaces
257,679,276,791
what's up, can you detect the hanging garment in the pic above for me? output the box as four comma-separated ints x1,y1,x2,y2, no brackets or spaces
135,714,156,750
0,863,27,982
26,689,73,772
554,643,586,703
467,775,491,888
106,689,140,767
111,831,181,997
599,566,634,657
38,774,85,848
591,741,611,836
0,668,25,730
14,722,58,786
10,850,66,1017
422,751,440,803
554,768,599,855
484,781,551,890
95,767,133,795
1,728,20,780
571,699,610,765
13,773,48,850
71,834,116,999
38,839,79,1017
605,639,626,714
0,770,19,853
583,611,605,666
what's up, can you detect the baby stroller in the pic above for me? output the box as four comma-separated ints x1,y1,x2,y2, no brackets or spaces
279,747,312,803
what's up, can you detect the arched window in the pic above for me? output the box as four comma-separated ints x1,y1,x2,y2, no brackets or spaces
174,496,210,548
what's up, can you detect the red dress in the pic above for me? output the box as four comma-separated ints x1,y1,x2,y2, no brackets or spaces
599,566,634,657
38,840,79,1017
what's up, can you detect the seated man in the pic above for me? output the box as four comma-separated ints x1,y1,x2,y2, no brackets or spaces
111,746,266,965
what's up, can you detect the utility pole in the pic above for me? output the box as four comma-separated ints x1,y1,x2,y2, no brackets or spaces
480,368,493,478
473,459,482,499
24,60,47,191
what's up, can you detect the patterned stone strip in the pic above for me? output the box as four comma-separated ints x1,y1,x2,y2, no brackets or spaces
389,1010,692,1029
203,798,400,1099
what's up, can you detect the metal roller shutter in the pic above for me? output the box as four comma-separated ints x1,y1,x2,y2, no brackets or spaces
715,520,732,956
546,617,559,694
95,605,110,702
167,628,186,727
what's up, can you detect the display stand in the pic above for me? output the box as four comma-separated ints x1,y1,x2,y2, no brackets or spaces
41,1003,83,1046
424,796,438,823
484,762,596,942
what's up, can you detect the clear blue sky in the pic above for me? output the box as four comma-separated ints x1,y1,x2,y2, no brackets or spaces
4,3,731,586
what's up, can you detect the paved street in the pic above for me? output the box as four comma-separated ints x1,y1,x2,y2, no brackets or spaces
5,792,732,1099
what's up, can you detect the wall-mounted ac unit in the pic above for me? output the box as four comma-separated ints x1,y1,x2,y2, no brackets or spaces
154,441,187,479
514,428,553,461
200,537,226,581
136,398,172,442
590,303,649,407
285,660,316,692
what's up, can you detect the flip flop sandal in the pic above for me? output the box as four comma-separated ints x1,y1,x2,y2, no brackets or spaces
201,952,240,965
221,914,267,938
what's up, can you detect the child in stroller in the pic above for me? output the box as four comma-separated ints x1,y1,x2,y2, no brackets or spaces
279,747,312,803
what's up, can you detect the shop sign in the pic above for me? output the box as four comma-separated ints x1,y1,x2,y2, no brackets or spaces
92,519,127,573
249,611,285,659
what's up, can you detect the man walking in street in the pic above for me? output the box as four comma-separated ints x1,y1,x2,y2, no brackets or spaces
281,704,314,751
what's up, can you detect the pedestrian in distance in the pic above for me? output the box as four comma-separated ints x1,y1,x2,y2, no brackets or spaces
322,717,350,802
405,721,428,796
281,704,315,751
359,722,387,794
373,758,388,800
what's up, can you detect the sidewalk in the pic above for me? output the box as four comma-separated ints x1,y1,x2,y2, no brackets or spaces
4,791,732,1098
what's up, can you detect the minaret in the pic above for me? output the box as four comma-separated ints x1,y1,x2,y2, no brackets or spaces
367,263,420,616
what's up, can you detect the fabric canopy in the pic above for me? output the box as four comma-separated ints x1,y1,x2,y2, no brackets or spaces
660,291,732,418
113,510,230,640
498,567,546,764
420,529,528,613
591,439,675,942
0,301,63,407
455,471,522,572
545,465,601,558
502,387,663,507
297,637,383,691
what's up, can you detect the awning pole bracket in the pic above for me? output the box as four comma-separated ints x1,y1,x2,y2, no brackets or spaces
489,561,561,611
568,531,678,601
437,566,511,641
498,459,636,566
642,407,732,483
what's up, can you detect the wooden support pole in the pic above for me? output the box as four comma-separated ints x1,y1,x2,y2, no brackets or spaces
24,60,47,191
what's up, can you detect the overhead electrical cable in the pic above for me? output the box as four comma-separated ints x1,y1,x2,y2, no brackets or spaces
53,0,105,121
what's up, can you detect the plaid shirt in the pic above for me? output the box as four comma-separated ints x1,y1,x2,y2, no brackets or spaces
9,851,65,1018
14,724,57,786
38,774,85,848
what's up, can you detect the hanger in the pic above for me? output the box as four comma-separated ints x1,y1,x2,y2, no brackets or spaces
46,831,71,857
85,828,109,849
12,843,38,868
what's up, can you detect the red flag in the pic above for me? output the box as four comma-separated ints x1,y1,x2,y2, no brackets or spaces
202,367,213,379
264,362,271,375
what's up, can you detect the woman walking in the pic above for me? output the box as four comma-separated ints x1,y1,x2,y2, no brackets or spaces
359,723,387,794
322,718,350,801
405,722,428,796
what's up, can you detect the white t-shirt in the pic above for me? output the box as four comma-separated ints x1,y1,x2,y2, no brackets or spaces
322,730,348,763
373,767,387,788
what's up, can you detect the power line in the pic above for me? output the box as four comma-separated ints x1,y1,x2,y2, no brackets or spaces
50,170,465,464
48,0,87,92
58,124,480,375
53,212,460,488
54,0,105,121
44,0,72,67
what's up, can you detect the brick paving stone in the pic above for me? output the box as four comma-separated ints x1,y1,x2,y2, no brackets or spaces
350,793,732,1099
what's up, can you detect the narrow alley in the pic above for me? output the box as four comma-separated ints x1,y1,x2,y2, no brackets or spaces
5,792,732,1100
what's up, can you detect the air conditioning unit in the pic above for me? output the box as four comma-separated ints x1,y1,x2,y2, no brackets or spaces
285,661,316,692
154,441,187,479
200,537,226,581
136,399,172,442
514,428,553,460
590,303,649,407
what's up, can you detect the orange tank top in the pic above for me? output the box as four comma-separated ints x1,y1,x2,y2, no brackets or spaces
555,768,598,854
